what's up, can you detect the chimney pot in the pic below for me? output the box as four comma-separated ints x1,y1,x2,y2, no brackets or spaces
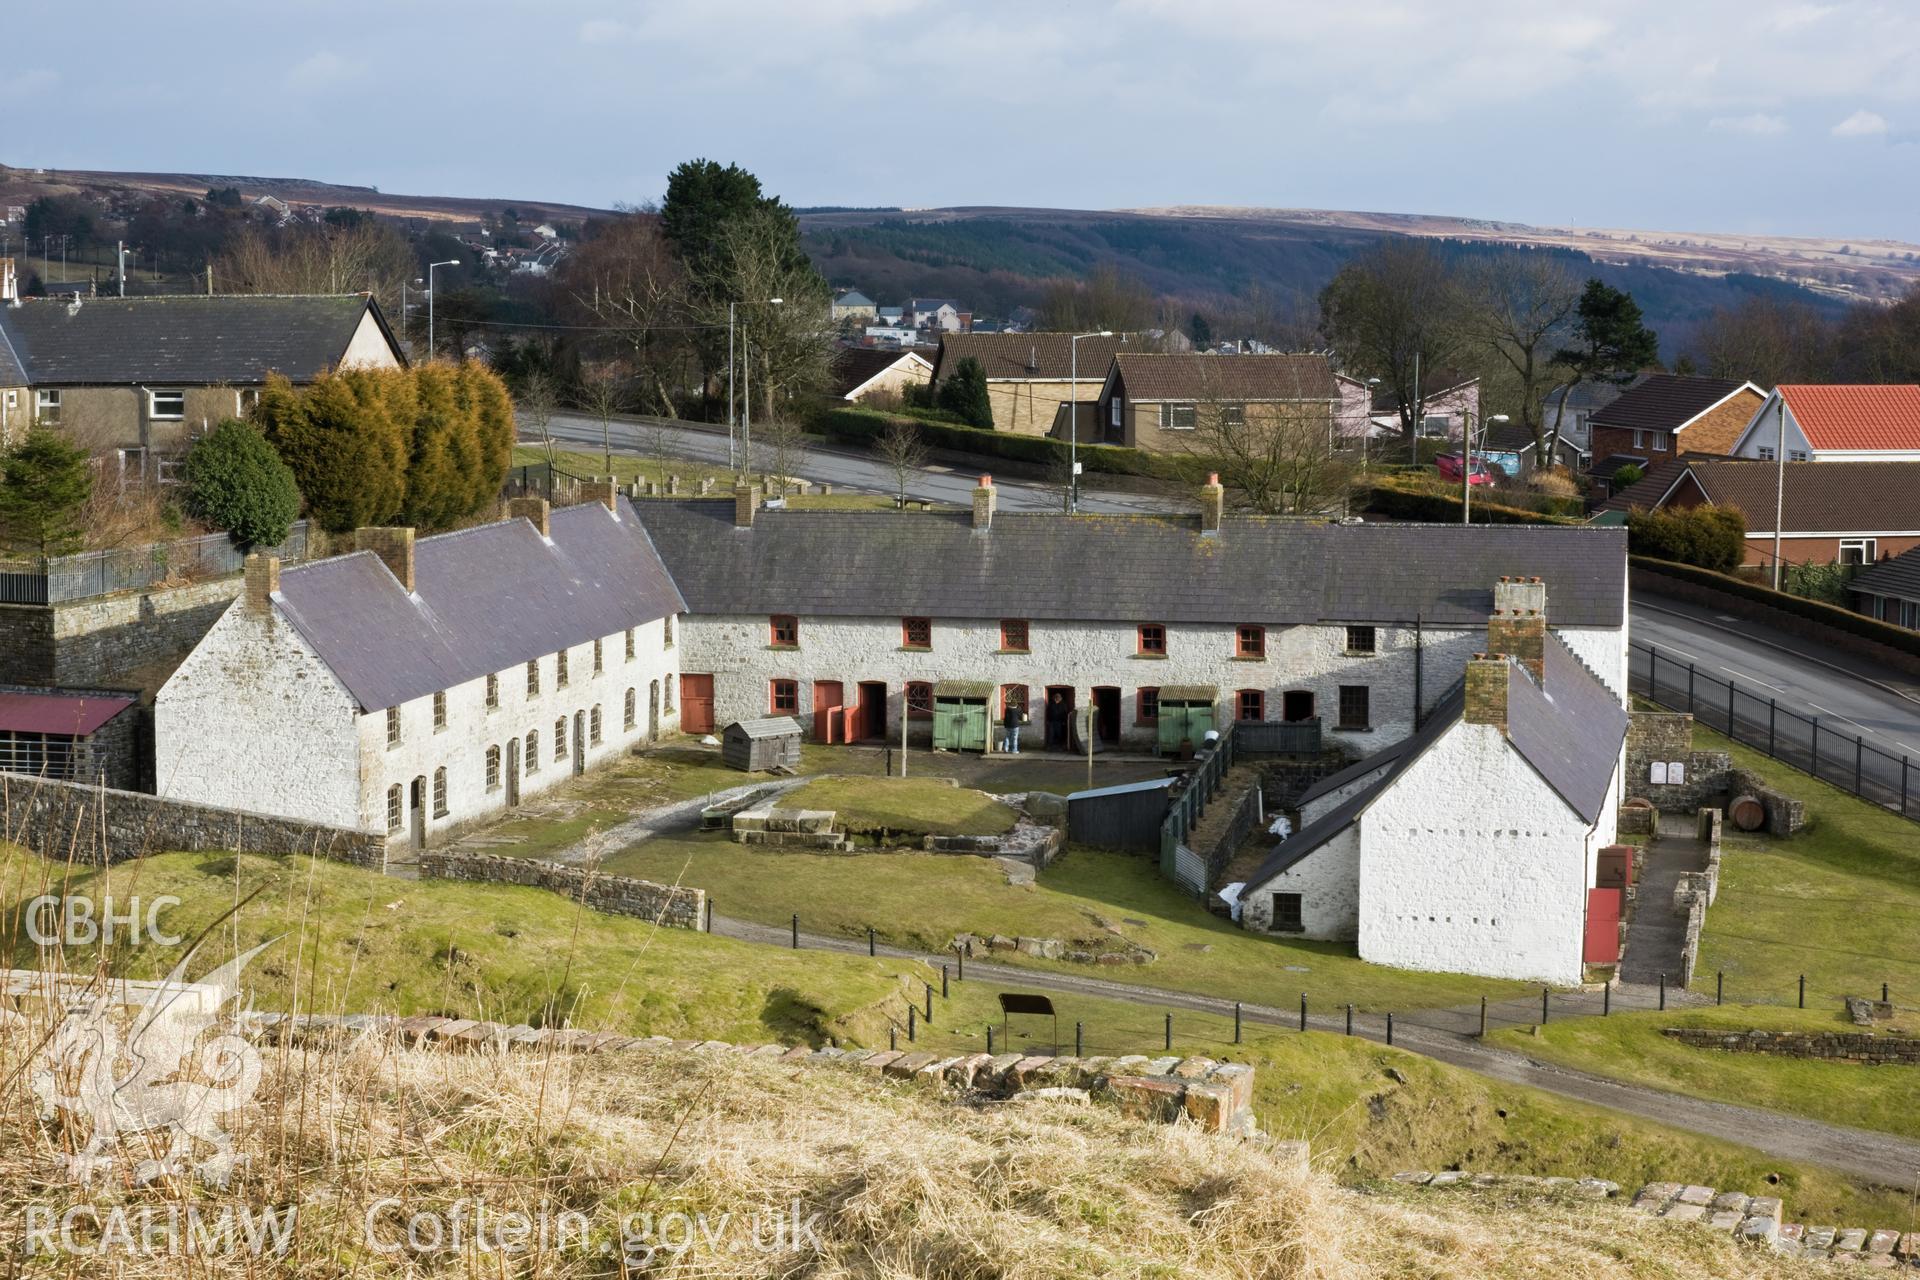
354,527,417,593
507,496,551,538
243,552,279,613
1489,576,1548,682
973,475,998,531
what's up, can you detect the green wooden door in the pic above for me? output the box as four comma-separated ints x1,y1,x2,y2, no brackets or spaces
959,700,989,751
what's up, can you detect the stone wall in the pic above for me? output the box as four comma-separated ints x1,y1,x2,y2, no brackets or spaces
0,577,242,691
1661,1026,1920,1065
419,851,707,930
0,772,385,868
1729,767,1806,835
1672,808,1722,986
1259,755,1356,809
1624,712,1730,812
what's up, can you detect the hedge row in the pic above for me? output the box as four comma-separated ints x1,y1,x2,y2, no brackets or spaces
1362,482,1578,526
810,406,1204,483
1630,555,1920,660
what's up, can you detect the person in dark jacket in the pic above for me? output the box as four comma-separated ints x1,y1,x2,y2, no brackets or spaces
1045,690,1067,750
1002,696,1026,754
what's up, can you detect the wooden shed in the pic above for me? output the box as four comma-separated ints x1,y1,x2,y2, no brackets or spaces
931,681,993,752
721,717,804,772
1156,686,1218,754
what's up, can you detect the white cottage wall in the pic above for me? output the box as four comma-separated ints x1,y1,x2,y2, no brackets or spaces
1240,825,1361,940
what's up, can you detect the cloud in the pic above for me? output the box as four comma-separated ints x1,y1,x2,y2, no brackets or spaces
286,50,365,92
1710,112,1787,135
1832,108,1889,136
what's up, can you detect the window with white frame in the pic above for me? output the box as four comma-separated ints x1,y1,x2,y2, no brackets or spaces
1757,445,1775,461
1789,449,1809,462
1221,404,1245,427
235,387,260,416
1839,538,1878,566
147,389,185,420
34,389,60,423
1160,403,1197,431
154,455,185,484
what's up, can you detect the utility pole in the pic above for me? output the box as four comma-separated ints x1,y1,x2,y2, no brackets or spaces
1771,393,1788,590
116,241,126,297
1407,352,1421,466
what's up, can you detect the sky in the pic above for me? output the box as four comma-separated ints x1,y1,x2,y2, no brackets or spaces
10,0,1920,240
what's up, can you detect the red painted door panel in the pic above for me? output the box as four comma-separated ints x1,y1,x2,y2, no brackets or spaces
1584,887,1622,965
680,674,715,734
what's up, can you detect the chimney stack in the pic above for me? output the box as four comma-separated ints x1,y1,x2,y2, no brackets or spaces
243,552,279,613
972,474,997,531
507,496,551,538
355,527,417,593
734,482,763,529
0,258,15,303
1199,472,1225,534
1464,653,1510,731
1488,575,1548,683
580,477,617,513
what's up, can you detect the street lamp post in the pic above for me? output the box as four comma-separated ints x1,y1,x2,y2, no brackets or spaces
1462,411,1509,525
729,297,783,474
1068,331,1112,513
426,259,459,359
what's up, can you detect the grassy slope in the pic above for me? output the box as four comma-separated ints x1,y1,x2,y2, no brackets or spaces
601,840,1543,1013
783,774,1017,838
513,445,904,511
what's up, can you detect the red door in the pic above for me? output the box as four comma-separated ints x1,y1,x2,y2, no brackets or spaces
1584,888,1622,965
813,680,844,742
680,674,715,734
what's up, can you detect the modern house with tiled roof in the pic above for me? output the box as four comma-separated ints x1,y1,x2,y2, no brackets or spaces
154,488,684,852
1586,374,1765,465
829,346,932,403
830,290,877,323
1599,456,1920,566
930,332,1132,437
1730,384,1920,462
0,281,403,479
1240,582,1627,985
1097,353,1342,453
1853,546,1920,631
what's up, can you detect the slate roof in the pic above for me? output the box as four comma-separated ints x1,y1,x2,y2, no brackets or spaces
1778,384,1920,451
273,497,686,712
832,290,875,308
1112,352,1337,402
0,294,400,386
1852,544,1920,603
931,332,1131,382
635,502,1628,628
1504,633,1628,824
1685,459,1920,534
1544,380,1630,415
1589,374,1756,433
1592,453,1700,514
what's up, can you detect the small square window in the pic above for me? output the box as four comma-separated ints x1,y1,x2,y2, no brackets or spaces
906,680,934,720
771,679,799,715
385,706,401,748
148,389,186,420
1137,623,1167,656
1236,625,1265,659
1272,893,1304,933
1000,619,1029,652
34,389,60,423
1757,445,1776,461
902,617,932,649
432,691,447,731
485,673,499,709
1789,449,1809,463
770,615,799,647
1338,685,1370,730
386,785,403,832
1840,538,1878,566
1345,625,1377,655
1137,687,1160,724
1221,404,1245,427
1237,689,1265,721
1160,403,1197,431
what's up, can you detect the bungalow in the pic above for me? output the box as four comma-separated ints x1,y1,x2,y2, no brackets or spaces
1096,353,1340,454
1239,578,1627,986
1599,456,1920,567
829,346,932,404
1852,546,1920,631
930,332,1130,437
0,281,404,480
1367,375,1481,442
1586,374,1765,466
1730,384,1920,462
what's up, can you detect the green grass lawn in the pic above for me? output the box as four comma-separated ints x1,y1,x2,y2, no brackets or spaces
599,840,1536,1013
783,774,1017,838
1489,1003,1920,1142
1690,722,1920,1007
0,850,925,1048
512,445,907,511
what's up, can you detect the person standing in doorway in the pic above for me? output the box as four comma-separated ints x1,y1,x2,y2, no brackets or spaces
1045,690,1067,751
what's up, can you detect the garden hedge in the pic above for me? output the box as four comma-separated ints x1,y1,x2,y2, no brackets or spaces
1362,482,1578,525
810,406,1203,483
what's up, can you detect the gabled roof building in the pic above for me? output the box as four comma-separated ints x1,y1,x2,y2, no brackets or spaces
1730,384,1920,462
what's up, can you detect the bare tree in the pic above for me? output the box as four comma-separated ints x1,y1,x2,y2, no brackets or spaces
642,418,678,491
563,215,699,419
1319,241,1469,443
1180,364,1353,514
755,418,811,499
217,223,414,320
1692,295,1840,385
1464,254,1580,457
1038,263,1156,332
875,417,929,505
574,368,623,477
518,370,560,467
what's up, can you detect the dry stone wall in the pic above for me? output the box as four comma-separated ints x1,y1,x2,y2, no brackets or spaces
419,851,706,930
1661,1027,1920,1065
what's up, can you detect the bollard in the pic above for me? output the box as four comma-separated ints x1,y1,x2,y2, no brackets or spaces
1799,974,1806,1009
889,1025,897,1051
1386,1013,1394,1046
1659,972,1667,1011
704,898,712,932
1075,1021,1083,1057
1234,1002,1242,1044
1299,993,1307,1032
908,1005,916,1043
1717,970,1723,1006
791,914,799,950
1603,982,1610,1016
957,949,964,982
942,964,950,1000
868,926,875,957
1478,996,1487,1038
1348,1003,1355,1037
1885,982,1891,1004
924,983,933,1021
987,1025,995,1054
1164,1013,1172,1052
1541,986,1550,1025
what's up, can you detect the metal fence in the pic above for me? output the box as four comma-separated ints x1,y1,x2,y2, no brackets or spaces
0,522,314,605
502,461,590,503
1630,640,1918,824
1158,723,1239,884
1234,717,1322,754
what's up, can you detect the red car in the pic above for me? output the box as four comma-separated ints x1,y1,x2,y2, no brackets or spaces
1435,452,1495,485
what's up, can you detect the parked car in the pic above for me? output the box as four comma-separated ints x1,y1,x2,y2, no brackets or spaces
1435,452,1495,485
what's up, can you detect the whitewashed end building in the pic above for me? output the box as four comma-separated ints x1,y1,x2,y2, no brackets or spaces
155,491,684,850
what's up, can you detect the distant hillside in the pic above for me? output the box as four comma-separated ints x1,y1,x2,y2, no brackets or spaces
800,206,1888,358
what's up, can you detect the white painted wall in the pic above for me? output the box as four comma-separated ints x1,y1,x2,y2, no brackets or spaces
340,309,404,369
1357,721,1593,985
154,600,364,829
1241,825,1360,940
359,615,681,844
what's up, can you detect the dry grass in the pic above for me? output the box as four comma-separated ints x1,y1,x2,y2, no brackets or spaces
0,1021,1821,1278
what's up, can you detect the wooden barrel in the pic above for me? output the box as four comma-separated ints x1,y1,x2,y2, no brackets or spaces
1728,794,1766,831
